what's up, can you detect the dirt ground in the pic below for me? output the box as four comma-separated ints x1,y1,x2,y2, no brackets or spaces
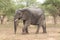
0,16,60,40
0,22,60,40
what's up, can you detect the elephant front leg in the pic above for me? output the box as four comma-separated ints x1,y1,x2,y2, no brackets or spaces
22,21,30,34
22,26,29,34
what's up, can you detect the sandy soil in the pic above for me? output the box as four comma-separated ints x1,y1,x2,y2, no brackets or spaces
0,22,60,40
0,16,60,40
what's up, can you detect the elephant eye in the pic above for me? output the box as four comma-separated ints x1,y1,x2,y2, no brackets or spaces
18,12,21,15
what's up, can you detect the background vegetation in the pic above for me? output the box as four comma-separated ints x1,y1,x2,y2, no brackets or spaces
0,0,60,24
0,0,60,40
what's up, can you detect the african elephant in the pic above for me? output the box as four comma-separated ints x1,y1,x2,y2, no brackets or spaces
14,7,47,34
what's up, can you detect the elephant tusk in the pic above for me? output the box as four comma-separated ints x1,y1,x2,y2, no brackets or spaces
15,19,18,21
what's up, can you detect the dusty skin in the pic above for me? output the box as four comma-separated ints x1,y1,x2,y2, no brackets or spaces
0,16,60,40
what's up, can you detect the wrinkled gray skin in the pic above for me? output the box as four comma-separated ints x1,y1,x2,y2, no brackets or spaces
14,7,47,34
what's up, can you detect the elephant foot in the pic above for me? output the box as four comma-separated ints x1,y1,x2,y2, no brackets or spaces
43,31,47,33
25,32,29,34
26,31,29,34
22,28,29,34
22,32,29,34
43,29,47,33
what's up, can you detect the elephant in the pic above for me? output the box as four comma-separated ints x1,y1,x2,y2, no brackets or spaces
14,7,47,34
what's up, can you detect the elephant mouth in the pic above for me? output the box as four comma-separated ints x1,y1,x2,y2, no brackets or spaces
18,18,20,20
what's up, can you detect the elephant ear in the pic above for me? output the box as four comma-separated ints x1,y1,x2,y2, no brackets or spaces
20,8,32,17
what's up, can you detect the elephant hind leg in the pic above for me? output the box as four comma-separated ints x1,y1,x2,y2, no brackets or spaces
36,24,47,34
36,24,41,34
42,24,47,33
25,27,29,33
41,20,47,33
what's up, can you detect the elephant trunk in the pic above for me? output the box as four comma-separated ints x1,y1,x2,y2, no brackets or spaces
14,18,18,34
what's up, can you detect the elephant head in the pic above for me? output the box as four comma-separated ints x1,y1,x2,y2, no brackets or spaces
14,9,23,34
14,9,29,34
